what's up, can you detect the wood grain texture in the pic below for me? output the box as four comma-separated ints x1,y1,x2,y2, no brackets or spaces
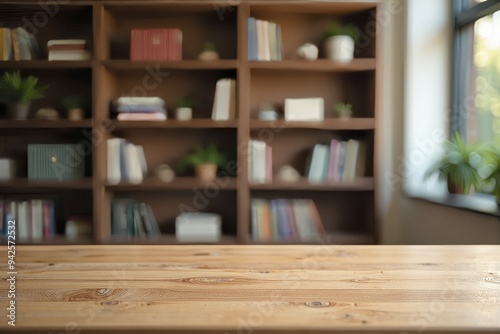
0,245,499,333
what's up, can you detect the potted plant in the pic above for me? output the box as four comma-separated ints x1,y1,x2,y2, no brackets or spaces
475,147,500,204
0,71,48,120
61,94,88,121
174,98,194,121
424,133,491,194
198,41,219,61
334,102,353,119
323,21,359,63
178,143,227,182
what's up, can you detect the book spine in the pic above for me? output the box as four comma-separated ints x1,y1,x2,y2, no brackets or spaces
247,17,258,61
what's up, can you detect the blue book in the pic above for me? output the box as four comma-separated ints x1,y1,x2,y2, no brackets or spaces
276,200,293,239
248,17,258,61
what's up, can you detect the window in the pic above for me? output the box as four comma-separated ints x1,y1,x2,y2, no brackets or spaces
453,0,500,146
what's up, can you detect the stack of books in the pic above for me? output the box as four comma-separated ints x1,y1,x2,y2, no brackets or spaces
111,199,161,239
114,97,167,121
47,39,91,61
247,17,283,61
306,139,366,183
0,199,56,241
107,138,148,185
248,139,272,183
251,198,325,242
130,28,182,61
0,27,40,61
175,212,221,243
211,78,236,120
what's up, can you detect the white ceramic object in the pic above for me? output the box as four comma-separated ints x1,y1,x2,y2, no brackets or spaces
198,50,219,61
175,107,192,121
259,110,279,121
156,164,175,183
35,108,60,120
296,43,318,61
277,165,301,182
324,35,355,63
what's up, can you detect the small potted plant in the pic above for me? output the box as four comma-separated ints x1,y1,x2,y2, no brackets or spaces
0,71,48,120
61,94,88,121
174,98,194,121
198,41,219,61
178,143,227,182
323,21,359,63
424,133,491,194
334,102,353,120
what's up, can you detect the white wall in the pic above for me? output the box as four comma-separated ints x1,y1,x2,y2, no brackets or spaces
379,0,500,244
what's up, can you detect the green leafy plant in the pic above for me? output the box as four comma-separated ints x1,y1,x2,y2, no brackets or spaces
323,21,360,42
178,143,227,172
61,94,89,110
175,98,194,109
203,41,216,52
475,146,500,201
334,102,353,117
0,71,48,105
424,132,493,194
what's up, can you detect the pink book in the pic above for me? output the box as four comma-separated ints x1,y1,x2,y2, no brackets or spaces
327,139,339,182
266,144,272,182
168,29,182,60
117,112,166,121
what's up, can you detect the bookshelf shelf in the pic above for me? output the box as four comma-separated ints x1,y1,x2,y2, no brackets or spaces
249,178,374,191
110,119,238,130
0,236,93,245
102,60,238,70
106,177,238,191
0,61,93,70
0,179,94,191
106,235,238,245
1,0,381,246
249,59,376,72
248,232,375,245
250,118,376,130
0,120,93,129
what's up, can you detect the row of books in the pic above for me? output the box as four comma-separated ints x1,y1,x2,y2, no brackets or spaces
306,139,366,183
0,27,40,61
251,198,325,242
248,139,272,183
111,199,161,238
113,97,167,121
175,212,221,243
107,138,148,185
131,28,182,61
0,199,56,240
247,17,283,61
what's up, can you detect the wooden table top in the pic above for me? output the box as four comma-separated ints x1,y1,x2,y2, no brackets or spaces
1,245,499,334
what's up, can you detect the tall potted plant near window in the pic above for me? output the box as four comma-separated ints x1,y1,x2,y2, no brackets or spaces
0,71,48,120
424,133,490,194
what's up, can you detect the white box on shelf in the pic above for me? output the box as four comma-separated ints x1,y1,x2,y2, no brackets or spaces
175,212,221,243
284,97,324,121
0,159,16,180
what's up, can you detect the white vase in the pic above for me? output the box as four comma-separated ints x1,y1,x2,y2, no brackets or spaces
175,107,192,121
324,35,355,63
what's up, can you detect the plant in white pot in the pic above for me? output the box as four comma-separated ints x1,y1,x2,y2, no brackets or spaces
174,98,194,121
323,21,359,63
334,102,353,120
0,71,48,120
178,143,227,182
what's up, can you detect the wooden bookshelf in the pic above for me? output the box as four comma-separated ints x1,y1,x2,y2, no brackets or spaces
0,1,381,245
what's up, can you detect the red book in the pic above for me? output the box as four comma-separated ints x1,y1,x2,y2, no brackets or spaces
130,28,182,61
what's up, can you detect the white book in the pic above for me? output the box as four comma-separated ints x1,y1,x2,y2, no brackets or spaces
48,50,91,61
116,96,165,107
107,138,121,185
135,145,148,177
250,140,267,183
256,19,265,61
268,22,278,61
31,199,43,241
47,39,86,46
125,143,143,184
212,78,236,120
18,201,30,241
262,20,270,61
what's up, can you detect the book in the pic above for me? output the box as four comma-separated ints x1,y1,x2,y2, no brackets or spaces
247,17,258,61
256,19,265,61
116,96,165,107
268,22,278,61
249,140,267,183
285,98,324,121
130,28,182,61
107,138,122,185
48,50,91,61
276,24,283,60
306,144,329,183
262,20,270,61
11,29,20,61
327,139,340,182
343,139,359,182
117,112,167,121
211,78,236,120
1,28,13,61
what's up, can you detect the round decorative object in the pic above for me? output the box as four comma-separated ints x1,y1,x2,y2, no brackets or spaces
175,107,193,121
156,164,175,183
276,165,300,182
324,35,355,63
35,108,60,120
296,43,319,61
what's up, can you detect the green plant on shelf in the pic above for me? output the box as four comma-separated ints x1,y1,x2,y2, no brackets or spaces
61,94,89,111
178,143,227,172
0,71,48,105
174,98,195,109
333,102,353,118
323,21,360,42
